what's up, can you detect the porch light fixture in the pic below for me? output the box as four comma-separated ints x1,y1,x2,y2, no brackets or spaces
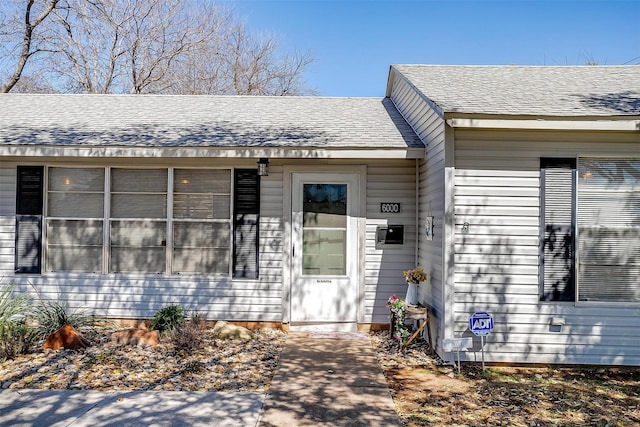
257,158,269,176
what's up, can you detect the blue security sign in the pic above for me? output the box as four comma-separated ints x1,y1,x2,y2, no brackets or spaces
469,311,494,337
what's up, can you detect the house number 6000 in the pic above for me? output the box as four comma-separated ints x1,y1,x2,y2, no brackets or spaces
380,203,400,213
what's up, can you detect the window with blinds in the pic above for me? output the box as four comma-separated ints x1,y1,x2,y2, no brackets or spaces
110,169,167,273
17,166,255,277
540,159,576,302
46,167,104,272
172,169,231,274
577,158,640,302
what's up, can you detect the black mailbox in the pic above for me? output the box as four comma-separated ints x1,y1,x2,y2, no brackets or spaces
376,225,404,245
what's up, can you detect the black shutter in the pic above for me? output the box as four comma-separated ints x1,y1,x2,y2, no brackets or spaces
15,166,43,274
540,159,576,301
233,169,260,279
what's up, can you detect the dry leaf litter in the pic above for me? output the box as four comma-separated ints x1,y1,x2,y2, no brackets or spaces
1,328,285,392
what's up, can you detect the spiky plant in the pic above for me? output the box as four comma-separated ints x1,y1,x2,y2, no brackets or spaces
27,281,114,344
31,299,98,344
0,282,30,329
0,282,36,359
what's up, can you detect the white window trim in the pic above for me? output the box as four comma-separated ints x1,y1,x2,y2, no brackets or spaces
41,165,235,278
575,156,640,306
44,166,105,274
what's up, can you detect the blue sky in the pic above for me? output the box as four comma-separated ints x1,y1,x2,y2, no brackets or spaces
229,0,640,97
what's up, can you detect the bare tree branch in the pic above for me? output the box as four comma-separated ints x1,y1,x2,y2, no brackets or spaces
1,0,314,95
49,0,131,93
127,1,232,94
1,0,60,93
220,24,314,96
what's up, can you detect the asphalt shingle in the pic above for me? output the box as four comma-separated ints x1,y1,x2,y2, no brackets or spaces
392,65,640,117
0,95,423,150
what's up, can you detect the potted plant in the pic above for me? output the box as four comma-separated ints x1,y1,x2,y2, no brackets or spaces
403,266,427,305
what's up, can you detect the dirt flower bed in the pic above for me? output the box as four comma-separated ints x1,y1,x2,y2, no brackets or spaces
3,327,640,427
370,331,640,427
1,328,285,392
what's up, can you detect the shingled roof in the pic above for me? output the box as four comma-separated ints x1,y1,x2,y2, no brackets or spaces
0,94,422,151
390,65,640,118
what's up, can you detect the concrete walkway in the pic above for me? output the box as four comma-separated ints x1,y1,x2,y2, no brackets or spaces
0,332,402,426
259,331,403,427
0,389,264,426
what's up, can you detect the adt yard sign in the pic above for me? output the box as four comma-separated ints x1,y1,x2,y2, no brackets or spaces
469,311,494,337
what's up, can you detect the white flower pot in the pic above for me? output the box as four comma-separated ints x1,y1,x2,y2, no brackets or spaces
405,283,418,305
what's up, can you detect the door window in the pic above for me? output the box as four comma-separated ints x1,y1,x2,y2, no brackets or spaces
302,184,347,275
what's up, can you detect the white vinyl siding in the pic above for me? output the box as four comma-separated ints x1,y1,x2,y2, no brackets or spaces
0,162,17,276
258,165,284,288
452,129,640,365
8,275,283,321
364,160,418,323
389,71,446,350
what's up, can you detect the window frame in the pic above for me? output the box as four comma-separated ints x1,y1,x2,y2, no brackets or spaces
44,166,106,273
171,168,233,276
539,156,640,305
575,157,640,304
109,167,169,274
24,165,242,278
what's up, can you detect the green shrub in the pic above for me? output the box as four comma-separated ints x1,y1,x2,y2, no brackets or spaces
150,305,185,335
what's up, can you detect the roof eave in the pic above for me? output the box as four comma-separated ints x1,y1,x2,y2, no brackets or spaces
0,145,426,160
444,113,640,131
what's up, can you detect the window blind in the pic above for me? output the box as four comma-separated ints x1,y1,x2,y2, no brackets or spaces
111,169,167,219
46,168,104,272
578,158,640,302
46,220,103,272
173,222,230,274
15,166,43,274
540,159,576,302
110,220,166,273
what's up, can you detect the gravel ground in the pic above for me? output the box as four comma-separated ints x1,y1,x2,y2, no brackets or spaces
1,327,286,392
369,330,442,369
1,327,437,394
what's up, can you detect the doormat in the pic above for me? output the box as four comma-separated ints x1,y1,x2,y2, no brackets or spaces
308,332,369,340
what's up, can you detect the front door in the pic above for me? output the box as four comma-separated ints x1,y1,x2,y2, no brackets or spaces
290,173,359,329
